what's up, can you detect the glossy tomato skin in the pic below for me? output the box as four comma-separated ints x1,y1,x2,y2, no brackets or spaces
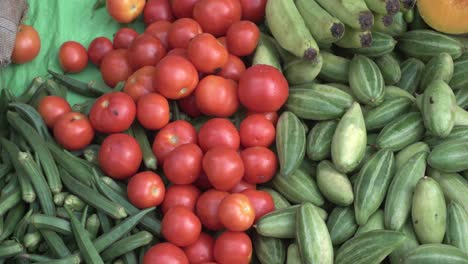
238,64,289,112
162,206,202,247
196,189,229,230
100,49,133,87
123,66,157,101
240,189,274,222
195,76,239,117
241,146,277,184
193,0,242,37
239,0,267,24
113,28,139,49
167,48,188,58
247,110,279,126
12,25,41,64
128,34,167,70
145,21,172,49
218,193,255,231
217,54,245,81
168,18,203,49
177,92,201,118
163,143,203,184
170,0,198,18
143,242,189,264
152,120,198,164
198,118,240,151
202,147,244,191
89,92,136,133
38,95,72,128
187,33,228,74
53,112,94,151
99,133,142,179
183,232,215,264
230,180,256,193
226,21,260,57
87,37,113,66
137,93,169,130
127,171,165,208
161,184,201,214
154,55,199,99
214,231,252,264
239,114,275,147
106,0,145,23
59,41,88,73
143,0,174,25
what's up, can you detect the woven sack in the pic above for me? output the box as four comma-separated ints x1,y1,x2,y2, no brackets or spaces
0,0,28,67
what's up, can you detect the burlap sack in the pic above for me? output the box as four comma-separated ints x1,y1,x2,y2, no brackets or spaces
0,0,28,67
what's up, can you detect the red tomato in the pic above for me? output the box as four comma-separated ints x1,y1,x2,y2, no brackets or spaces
154,55,199,99
128,34,167,70
145,21,172,49
38,95,72,128
217,36,227,48
58,41,88,73
230,180,256,193
98,133,142,179
163,143,203,184
162,206,202,247
214,231,252,264
113,28,139,49
168,18,203,49
123,66,157,101
239,114,275,147
203,147,244,191
195,76,238,117
87,37,113,66
241,147,277,184
152,120,197,164
177,92,201,118
167,48,188,58
183,232,215,264
143,243,189,264
106,0,145,23
187,33,228,74
136,93,170,130
161,184,201,214
238,64,289,112
127,171,165,208
218,193,255,231
198,118,240,151
196,189,229,230
11,25,41,64
53,112,94,151
100,49,133,87
239,0,267,24
89,92,136,133
246,110,279,126
143,0,174,25
194,171,213,191
217,54,245,81
193,0,242,37
240,189,274,222
226,21,260,57
171,0,198,18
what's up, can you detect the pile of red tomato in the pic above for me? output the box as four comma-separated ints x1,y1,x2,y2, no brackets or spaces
38,0,292,263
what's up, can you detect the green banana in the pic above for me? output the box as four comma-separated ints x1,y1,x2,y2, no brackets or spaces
252,33,282,71
365,0,400,15
315,0,374,30
283,55,323,85
335,27,372,48
373,12,407,36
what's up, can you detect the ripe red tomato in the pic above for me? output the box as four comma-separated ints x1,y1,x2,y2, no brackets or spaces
38,95,72,128
196,189,229,230
217,54,245,81
11,25,41,64
53,112,94,151
123,66,157,101
58,41,88,73
145,21,172,49
238,64,289,112
89,92,136,133
136,93,169,130
241,146,277,184
170,0,198,18
239,114,275,147
143,243,189,264
162,206,202,247
177,93,201,118
218,193,255,231
240,189,274,222
226,21,260,57
193,0,242,37
239,0,267,24
214,231,252,264
202,147,244,191
98,133,142,179
246,110,279,126
113,28,139,49
163,143,203,184
187,33,228,74
128,34,167,70
198,118,240,151
143,0,174,25
152,120,197,164
168,18,203,49
161,184,201,214
87,37,113,66
154,55,199,99
194,171,213,191
167,48,188,58
195,76,239,117
183,232,215,264
230,180,256,193
100,49,133,87
127,171,165,208
106,0,145,23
